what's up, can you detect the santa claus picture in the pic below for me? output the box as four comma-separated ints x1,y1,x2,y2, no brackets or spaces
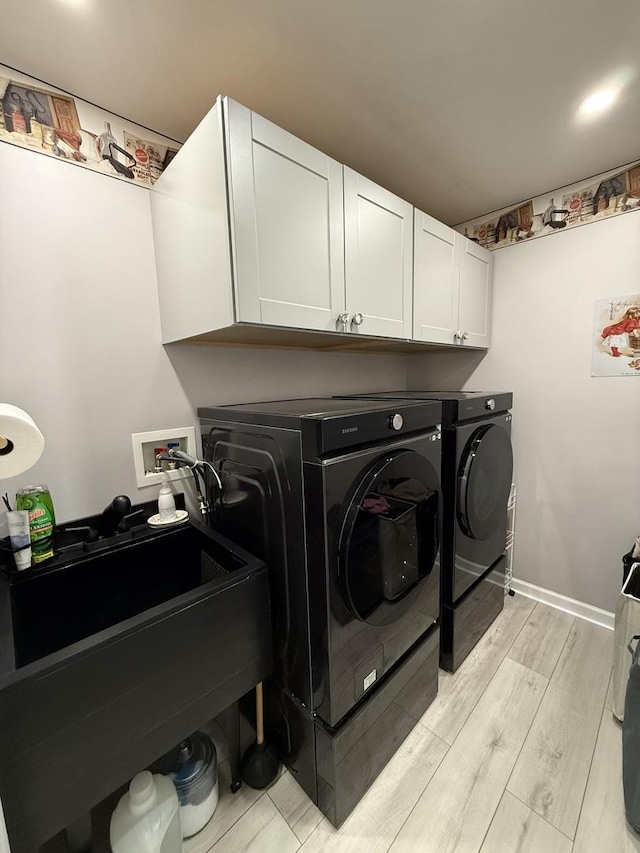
592,295,640,376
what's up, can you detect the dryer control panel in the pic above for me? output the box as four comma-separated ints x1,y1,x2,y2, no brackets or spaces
452,392,512,423
305,401,442,457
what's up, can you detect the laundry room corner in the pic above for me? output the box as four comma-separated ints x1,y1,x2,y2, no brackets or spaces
408,211,640,615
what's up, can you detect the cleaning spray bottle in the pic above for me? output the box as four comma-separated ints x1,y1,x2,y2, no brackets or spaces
15,485,56,564
158,473,176,522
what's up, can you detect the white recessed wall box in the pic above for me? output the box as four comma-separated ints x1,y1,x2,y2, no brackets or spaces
131,426,198,489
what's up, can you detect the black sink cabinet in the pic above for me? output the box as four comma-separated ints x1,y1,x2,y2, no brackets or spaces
0,519,271,853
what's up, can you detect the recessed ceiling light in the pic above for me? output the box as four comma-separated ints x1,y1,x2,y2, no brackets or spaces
579,89,617,115
56,0,92,9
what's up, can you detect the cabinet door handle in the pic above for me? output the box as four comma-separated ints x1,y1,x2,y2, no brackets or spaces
462,331,469,341
351,312,364,327
454,330,462,341
337,312,352,333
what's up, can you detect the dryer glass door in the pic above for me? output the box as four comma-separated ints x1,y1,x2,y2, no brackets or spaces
339,449,439,626
457,424,513,541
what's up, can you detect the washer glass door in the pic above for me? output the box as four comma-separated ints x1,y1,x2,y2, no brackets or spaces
457,423,513,541
339,449,439,626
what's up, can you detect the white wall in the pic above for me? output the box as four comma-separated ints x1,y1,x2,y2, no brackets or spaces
0,142,405,525
408,213,640,613
9,127,636,616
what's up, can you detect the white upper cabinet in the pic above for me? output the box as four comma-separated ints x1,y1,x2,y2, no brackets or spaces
413,210,459,344
151,97,347,344
344,168,413,339
151,96,492,350
457,236,492,348
412,209,492,348
226,100,346,332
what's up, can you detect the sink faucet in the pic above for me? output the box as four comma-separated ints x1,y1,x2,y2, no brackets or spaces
101,495,132,537
116,508,144,534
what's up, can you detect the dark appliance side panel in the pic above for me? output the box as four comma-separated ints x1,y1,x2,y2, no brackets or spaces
202,420,313,708
451,414,513,602
438,428,458,598
315,626,440,827
261,679,318,804
440,555,506,672
318,435,441,727
301,459,332,716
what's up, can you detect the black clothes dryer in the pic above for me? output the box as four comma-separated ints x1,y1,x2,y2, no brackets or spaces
338,391,513,672
199,398,442,826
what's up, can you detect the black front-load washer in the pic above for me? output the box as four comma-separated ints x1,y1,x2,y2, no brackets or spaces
338,391,513,672
199,398,442,826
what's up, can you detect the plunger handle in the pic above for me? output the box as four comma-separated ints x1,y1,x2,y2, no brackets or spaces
256,682,264,746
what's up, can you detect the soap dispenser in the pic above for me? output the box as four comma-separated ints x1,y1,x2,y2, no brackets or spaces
158,473,177,522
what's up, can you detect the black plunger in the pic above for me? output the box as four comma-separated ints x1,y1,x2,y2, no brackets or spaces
241,682,280,789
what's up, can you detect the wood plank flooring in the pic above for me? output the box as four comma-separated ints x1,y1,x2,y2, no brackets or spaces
71,597,638,853
506,603,575,678
419,594,535,745
388,657,548,853
183,599,635,852
573,708,640,852
478,792,573,853
507,620,613,838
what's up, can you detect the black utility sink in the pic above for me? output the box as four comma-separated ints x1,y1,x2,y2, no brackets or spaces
0,518,271,853
10,522,243,666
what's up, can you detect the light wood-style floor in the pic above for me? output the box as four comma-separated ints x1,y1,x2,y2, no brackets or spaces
186,595,640,853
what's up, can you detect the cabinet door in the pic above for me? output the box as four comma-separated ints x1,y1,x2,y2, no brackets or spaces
225,99,345,331
457,235,492,348
344,168,413,339
413,210,459,344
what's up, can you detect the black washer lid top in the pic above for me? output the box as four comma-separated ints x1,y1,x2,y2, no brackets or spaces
338,390,513,424
341,390,505,401
200,397,426,419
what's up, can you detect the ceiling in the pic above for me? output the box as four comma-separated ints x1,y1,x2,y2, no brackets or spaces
1,0,639,224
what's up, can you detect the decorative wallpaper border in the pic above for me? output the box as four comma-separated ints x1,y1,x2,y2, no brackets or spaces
456,158,640,251
0,65,181,188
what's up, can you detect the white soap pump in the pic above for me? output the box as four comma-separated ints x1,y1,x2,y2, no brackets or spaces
158,472,177,522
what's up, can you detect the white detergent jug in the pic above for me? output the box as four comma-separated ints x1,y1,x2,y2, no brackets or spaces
110,771,183,853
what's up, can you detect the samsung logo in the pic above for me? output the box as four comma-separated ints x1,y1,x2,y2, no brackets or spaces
342,426,359,434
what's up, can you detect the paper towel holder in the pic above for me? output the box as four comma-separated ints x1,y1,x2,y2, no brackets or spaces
0,405,44,478
0,437,14,457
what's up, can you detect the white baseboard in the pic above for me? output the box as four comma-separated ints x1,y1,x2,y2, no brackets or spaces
511,578,614,631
